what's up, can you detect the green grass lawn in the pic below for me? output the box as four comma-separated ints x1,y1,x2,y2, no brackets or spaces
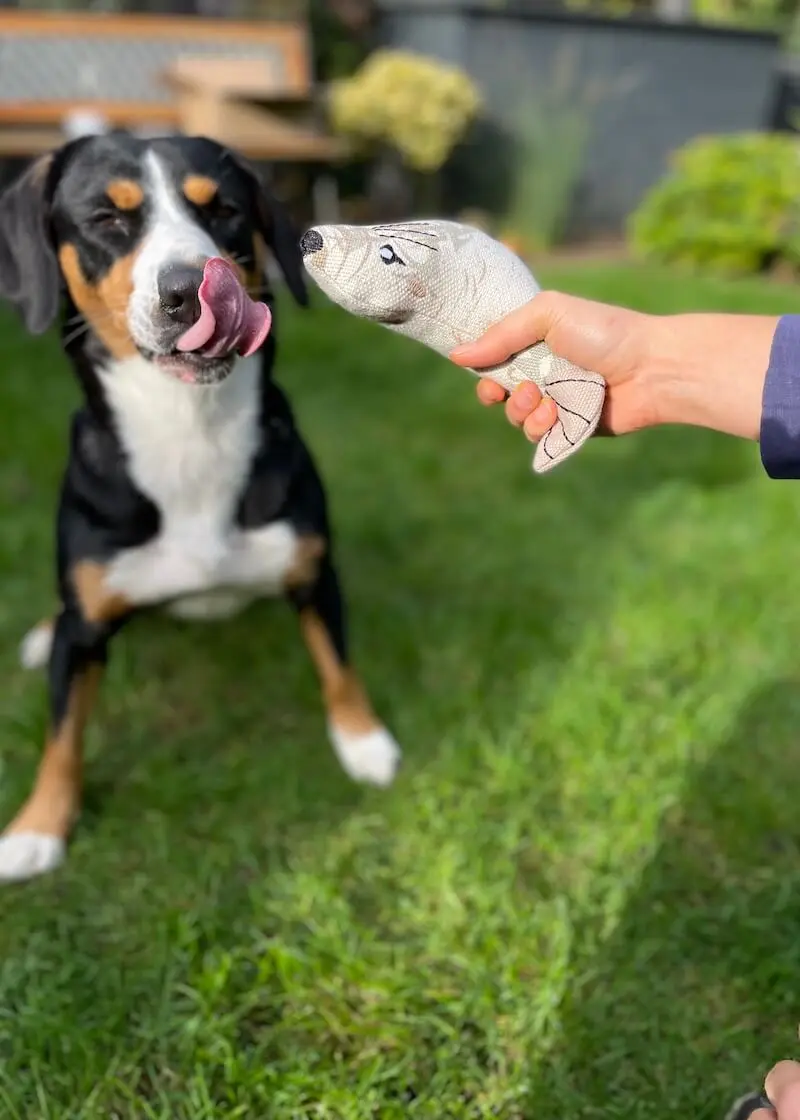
3,264,800,1119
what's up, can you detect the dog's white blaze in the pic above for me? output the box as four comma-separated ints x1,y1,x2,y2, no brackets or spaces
98,353,301,610
128,151,219,353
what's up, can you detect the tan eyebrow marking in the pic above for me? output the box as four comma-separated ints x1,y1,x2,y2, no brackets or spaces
105,178,143,211
183,175,218,207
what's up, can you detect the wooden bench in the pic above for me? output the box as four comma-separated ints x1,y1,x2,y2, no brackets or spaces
0,10,345,218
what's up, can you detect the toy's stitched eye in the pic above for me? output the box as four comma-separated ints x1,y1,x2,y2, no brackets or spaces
379,244,404,265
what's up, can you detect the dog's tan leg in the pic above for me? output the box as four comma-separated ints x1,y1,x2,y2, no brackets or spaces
292,556,401,787
1,564,132,883
0,660,101,882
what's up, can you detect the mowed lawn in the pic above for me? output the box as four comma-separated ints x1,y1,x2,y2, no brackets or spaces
3,264,800,1120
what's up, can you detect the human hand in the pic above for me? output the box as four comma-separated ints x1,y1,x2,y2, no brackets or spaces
449,291,658,442
752,1061,800,1120
449,290,778,445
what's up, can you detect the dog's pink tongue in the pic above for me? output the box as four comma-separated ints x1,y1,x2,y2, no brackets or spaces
176,257,271,358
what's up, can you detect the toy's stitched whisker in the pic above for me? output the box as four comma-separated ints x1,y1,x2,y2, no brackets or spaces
384,235,439,251
374,225,439,240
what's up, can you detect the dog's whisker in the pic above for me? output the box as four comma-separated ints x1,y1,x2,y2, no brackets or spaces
62,322,92,347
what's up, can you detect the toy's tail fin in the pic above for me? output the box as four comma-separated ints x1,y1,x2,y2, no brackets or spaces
722,1093,773,1120
532,358,605,473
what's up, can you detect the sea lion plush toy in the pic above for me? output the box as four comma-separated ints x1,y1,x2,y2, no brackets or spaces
300,219,606,473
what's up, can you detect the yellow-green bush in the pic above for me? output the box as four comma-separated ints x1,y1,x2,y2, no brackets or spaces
627,132,800,276
328,49,482,173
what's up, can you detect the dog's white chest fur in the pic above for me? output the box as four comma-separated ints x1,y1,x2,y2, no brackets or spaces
98,354,299,617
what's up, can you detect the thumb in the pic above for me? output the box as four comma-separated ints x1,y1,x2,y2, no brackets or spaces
449,292,558,369
766,1060,800,1115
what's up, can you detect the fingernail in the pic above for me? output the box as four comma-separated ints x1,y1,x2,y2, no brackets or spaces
449,344,471,360
531,400,552,424
765,1060,800,1102
514,384,539,411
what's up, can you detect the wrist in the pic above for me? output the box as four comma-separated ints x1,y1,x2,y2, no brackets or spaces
642,312,779,440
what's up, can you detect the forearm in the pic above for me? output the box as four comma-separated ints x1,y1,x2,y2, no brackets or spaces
647,312,779,442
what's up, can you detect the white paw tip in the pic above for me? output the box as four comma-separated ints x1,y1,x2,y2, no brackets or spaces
329,725,402,787
19,621,53,670
0,832,65,883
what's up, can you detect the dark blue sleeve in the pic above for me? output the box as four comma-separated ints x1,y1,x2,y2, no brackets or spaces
760,315,800,479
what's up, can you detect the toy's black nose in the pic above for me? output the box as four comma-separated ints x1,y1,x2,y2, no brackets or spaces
157,266,204,325
300,229,323,257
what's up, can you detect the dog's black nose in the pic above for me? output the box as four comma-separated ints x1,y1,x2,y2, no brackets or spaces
157,266,204,325
300,229,323,257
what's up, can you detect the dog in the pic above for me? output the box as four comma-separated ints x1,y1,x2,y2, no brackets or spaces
0,131,401,884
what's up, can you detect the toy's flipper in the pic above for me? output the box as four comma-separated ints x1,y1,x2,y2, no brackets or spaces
532,364,606,474
722,1093,773,1120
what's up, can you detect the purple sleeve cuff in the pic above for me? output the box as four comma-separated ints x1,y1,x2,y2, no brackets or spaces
760,315,800,479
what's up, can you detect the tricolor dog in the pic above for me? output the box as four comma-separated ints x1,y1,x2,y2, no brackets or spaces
0,131,401,884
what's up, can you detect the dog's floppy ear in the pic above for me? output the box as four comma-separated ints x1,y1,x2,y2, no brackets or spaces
228,151,308,308
260,192,309,309
0,156,61,335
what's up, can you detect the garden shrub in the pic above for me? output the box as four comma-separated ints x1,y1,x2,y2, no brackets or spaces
627,132,800,276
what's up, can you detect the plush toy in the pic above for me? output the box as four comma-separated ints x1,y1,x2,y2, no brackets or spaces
300,220,606,473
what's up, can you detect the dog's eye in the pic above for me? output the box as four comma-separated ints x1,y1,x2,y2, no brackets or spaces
211,199,240,222
379,244,404,265
88,209,128,232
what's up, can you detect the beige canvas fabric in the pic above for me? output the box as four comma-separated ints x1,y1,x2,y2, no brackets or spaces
301,220,606,473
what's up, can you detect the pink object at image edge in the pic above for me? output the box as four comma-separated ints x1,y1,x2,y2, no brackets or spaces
176,257,271,358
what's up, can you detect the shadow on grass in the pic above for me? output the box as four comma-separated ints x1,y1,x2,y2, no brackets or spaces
0,306,762,1113
4,395,754,865
75,420,753,829
531,677,800,1120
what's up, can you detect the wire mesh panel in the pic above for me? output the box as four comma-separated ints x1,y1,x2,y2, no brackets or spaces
3,1,307,17
0,33,290,104
0,6,315,121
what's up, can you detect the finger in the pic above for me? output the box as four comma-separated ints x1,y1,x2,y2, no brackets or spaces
476,379,508,406
505,382,543,427
450,293,557,369
523,398,559,442
750,1110,776,1120
766,1061,800,1110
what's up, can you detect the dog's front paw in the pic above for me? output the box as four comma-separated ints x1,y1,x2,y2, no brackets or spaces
0,831,65,883
19,619,54,670
328,724,402,787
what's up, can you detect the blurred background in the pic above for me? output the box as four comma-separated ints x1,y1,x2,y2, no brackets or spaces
1,0,799,272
